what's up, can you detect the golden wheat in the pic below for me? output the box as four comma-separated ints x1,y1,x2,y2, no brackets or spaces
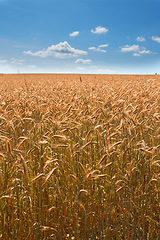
0,74,159,239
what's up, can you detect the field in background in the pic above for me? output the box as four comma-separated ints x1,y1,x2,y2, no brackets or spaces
0,74,160,239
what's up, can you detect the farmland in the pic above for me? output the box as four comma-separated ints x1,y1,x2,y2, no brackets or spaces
0,74,160,239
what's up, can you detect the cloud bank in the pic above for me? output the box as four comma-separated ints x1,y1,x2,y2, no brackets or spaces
24,41,87,58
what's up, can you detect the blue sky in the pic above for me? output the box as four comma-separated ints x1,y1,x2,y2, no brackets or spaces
0,0,160,74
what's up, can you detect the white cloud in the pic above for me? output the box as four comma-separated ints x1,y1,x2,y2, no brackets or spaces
0,58,25,65
11,58,24,65
89,47,106,52
70,31,79,37
152,36,160,43
133,48,153,57
89,43,108,53
133,53,141,57
121,44,153,57
121,45,140,52
99,44,109,48
97,68,117,74
0,60,7,63
28,65,36,68
139,49,151,54
75,59,92,64
24,41,87,58
137,36,146,42
77,67,85,71
89,47,96,51
91,26,108,34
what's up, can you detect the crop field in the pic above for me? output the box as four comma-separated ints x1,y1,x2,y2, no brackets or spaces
0,74,160,239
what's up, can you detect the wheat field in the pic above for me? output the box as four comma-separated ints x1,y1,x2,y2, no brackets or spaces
0,74,159,239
